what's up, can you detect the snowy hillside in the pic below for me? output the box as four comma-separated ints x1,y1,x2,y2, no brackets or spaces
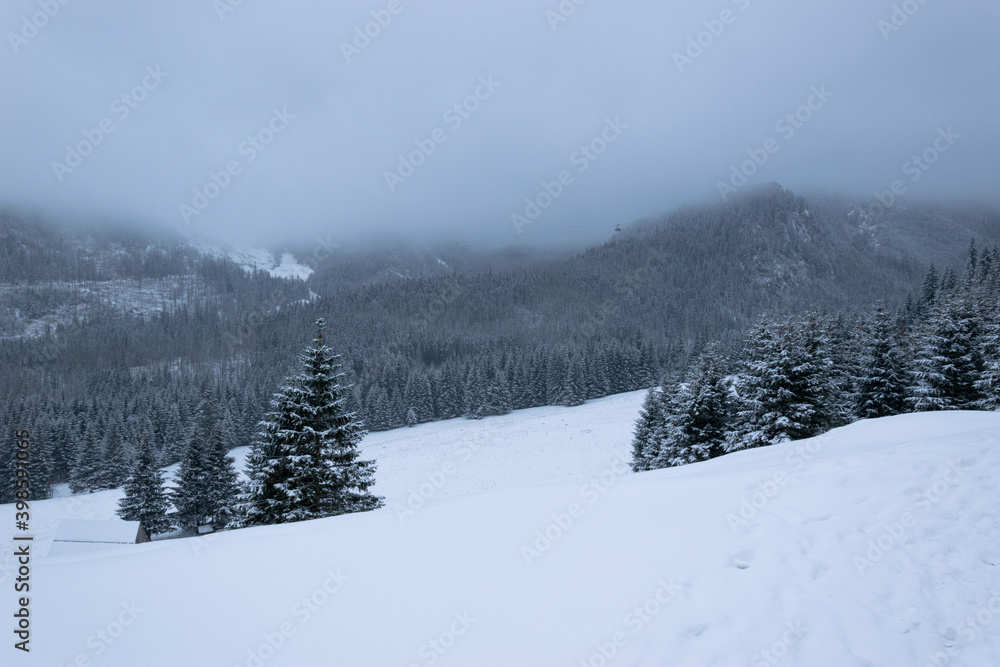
186,236,314,281
5,402,1000,665
1,391,646,558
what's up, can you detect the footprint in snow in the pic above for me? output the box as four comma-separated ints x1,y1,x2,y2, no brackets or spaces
729,550,754,570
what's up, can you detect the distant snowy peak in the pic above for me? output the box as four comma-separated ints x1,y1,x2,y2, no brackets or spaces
188,239,313,281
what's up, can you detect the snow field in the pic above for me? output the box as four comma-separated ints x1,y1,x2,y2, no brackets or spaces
2,395,999,666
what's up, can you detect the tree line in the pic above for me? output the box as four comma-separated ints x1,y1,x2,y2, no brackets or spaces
632,241,1000,471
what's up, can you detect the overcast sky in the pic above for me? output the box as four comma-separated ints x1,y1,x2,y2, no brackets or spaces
1,0,997,247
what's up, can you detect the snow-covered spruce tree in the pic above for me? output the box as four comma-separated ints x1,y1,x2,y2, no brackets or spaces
630,386,664,472
554,351,586,407
233,319,382,527
908,297,985,411
171,429,211,532
919,264,939,311
202,424,241,526
652,382,693,469
853,304,908,419
726,320,787,452
792,314,840,433
463,363,486,420
668,343,732,463
727,316,836,452
98,426,131,490
976,319,1000,410
23,424,54,500
69,430,104,493
117,437,172,536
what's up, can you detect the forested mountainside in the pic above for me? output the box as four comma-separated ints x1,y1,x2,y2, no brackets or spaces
2,185,999,500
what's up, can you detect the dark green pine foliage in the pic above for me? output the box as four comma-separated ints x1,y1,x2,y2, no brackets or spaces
202,425,241,526
667,343,732,463
117,437,173,536
908,296,985,411
652,382,692,468
99,425,131,490
22,424,54,500
919,264,939,310
976,317,1000,410
554,349,586,407
171,429,212,532
235,319,383,527
728,316,835,452
630,386,664,472
853,304,908,419
727,320,790,451
69,430,104,493
791,314,839,434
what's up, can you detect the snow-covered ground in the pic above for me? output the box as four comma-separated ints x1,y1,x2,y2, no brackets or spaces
4,397,1000,666
1,391,645,559
187,237,314,281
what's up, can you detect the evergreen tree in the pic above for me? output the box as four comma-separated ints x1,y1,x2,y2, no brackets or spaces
117,437,172,536
202,425,241,526
554,349,585,407
919,264,939,309
69,430,104,493
630,387,663,472
727,316,835,452
99,426,131,489
670,343,731,462
234,319,382,527
651,383,691,468
908,298,984,411
976,309,1000,409
171,430,211,532
853,304,908,419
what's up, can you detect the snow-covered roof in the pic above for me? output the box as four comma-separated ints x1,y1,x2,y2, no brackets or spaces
51,519,143,545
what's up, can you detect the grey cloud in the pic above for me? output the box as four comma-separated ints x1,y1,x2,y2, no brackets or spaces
1,0,997,246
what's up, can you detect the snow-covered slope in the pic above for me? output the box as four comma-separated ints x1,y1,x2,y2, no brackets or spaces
187,237,313,281
2,391,644,558
5,401,1000,666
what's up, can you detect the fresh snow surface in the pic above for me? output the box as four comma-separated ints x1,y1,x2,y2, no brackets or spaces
4,398,1000,666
